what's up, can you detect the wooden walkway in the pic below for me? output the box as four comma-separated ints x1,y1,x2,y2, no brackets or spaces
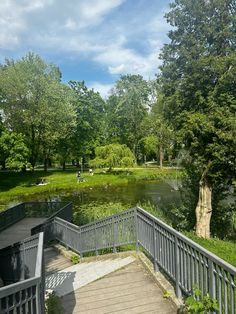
61,260,177,314
44,249,177,314
0,218,46,249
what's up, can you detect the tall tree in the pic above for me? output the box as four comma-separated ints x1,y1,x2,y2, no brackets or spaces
69,81,105,162
159,0,236,237
106,75,151,161
0,53,76,169
141,94,174,168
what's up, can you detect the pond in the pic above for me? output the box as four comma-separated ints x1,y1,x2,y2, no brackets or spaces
29,179,182,211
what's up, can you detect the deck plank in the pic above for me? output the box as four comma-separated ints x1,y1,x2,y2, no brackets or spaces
61,260,177,314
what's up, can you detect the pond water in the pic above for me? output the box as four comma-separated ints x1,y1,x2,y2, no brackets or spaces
29,179,182,211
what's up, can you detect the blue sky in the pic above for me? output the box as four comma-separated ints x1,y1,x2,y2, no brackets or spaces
0,0,172,97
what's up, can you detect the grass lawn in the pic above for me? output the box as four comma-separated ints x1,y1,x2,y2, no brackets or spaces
0,167,180,207
184,231,236,267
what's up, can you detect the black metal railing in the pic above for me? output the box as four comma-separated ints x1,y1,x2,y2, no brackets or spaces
0,233,44,314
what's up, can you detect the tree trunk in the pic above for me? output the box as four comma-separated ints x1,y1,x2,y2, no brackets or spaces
44,156,48,172
62,160,66,171
195,179,212,238
159,144,163,169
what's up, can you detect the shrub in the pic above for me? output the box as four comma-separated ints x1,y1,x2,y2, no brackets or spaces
45,291,64,314
71,254,80,264
181,286,219,314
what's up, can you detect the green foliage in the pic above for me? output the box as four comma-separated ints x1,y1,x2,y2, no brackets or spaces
105,75,151,159
90,144,135,170
45,291,64,314
69,81,105,158
0,52,76,168
70,254,80,264
158,0,236,237
0,131,29,170
73,202,130,225
163,290,172,299
182,286,219,314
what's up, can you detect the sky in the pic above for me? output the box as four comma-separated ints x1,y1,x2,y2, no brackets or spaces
0,0,172,97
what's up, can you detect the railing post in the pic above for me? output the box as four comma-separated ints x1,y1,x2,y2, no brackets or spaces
135,208,139,252
153,220,159,272
174,235,182,298
209,260,216,310
113,216,117,253
94,222,98,256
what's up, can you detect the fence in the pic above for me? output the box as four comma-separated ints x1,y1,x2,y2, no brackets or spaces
0,233,44,314
0,203,25,232
136,207,236,314
40,206,235,314
0,202,73,234
30,202,73,236
0,204,235,313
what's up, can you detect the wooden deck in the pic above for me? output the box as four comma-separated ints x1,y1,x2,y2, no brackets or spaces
61,259,177,314
45,247,73,275
0,218,46,249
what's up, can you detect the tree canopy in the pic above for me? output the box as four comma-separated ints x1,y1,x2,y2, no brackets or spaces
158,0,236,237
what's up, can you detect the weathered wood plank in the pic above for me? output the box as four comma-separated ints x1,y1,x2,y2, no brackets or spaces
61,260,177,314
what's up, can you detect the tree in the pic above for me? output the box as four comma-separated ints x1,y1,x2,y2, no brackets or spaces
69,81,105,162
90,144,135,171
159,0,236,237
0,53,76,169
106,75,151,161
0,131,29,170
141,97,174,168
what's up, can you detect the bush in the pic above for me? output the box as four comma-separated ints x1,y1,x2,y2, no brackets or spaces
45,291,64,314
181,286,219,314
71,254,80,264
73,202,131,225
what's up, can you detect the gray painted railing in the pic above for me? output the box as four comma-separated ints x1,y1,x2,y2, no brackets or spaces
136,207,236,314
0,233,44,314
0,203,25,232
0,202,73,234
41,206,235,314
30,202,73,236
0,204,235,313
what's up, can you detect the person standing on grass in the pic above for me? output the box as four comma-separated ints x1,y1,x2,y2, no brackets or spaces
76,171,81,182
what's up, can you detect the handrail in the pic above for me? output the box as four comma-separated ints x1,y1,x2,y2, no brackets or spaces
136,207,236,275
0,233,44,314
31,202,73,236
1,203,235,313
136,207,236,313
45,207,236,313
0,203,25,232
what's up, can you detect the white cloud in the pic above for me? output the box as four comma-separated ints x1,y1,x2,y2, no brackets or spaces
0,0,172,80
89,82,114,98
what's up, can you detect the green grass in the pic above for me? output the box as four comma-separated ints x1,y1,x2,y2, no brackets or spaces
184,232,236,267
0,167,181,207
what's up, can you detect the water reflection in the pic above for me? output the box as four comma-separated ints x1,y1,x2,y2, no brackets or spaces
25,180,181,209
